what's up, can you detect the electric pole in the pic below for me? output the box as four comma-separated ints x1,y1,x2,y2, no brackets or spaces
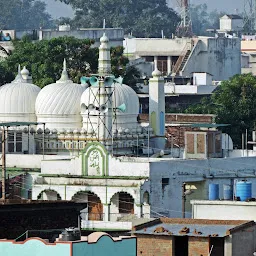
1,128,6,200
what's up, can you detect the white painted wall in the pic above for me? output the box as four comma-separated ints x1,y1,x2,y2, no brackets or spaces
81,220,132,230
183,37,241,81
124,38,192,57
191,200,256,221
4,154,70,169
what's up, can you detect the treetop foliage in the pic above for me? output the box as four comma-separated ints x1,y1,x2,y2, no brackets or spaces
186,74,256,147
57,0,180,38
0,36,140,90
0,0,53,29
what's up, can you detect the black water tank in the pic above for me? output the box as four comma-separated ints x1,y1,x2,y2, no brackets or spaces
61,227,81,241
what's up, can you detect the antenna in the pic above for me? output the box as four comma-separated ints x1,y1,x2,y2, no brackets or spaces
176,0,193,37
244,0,256,33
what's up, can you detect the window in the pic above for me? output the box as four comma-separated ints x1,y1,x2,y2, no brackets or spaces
16,132,22,152
162,178,169,191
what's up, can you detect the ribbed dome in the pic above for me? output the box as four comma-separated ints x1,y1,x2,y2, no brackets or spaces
0,68,41,122
80,83,139,130
35,60,86,129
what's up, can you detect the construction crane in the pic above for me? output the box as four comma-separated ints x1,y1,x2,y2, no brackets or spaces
243,0,256,33
175,0,193,37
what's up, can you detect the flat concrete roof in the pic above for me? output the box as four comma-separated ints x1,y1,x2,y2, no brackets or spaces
191,200,256,206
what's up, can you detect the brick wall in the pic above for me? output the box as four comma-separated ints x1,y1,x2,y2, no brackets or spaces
136,234,172,256
189,237,209,256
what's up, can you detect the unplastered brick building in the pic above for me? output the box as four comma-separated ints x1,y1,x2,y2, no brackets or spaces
132,218,256,256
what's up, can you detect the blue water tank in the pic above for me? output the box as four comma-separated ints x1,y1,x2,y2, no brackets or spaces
236,181,252,201
223,184,233,200
209,184,219,200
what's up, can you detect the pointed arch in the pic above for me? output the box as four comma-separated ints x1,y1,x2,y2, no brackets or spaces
71,191,103,221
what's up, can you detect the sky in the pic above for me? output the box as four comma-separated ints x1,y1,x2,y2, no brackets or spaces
44,0,244,19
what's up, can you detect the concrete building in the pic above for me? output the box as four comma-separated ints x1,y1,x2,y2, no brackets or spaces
124,36,241,81
219,15,243,34
191,200,256,222
0,233,136,256
241,38,256,75
133,218,256,256
148,157,256,218
0,200,86,240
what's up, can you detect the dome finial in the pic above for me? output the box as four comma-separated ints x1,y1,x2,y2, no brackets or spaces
57,59,72,83
152,67,162,77
63,58,67,72
13,64,25,83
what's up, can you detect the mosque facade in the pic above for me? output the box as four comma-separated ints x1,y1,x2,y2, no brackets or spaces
0,33,166,222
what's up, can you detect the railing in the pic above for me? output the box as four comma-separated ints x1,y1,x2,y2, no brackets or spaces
172,42,191,75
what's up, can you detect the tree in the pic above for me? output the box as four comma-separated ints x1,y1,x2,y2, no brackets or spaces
185,74,256,147
57,0,180,38
0,36,140,89
0,0,53,29
190,4,225,36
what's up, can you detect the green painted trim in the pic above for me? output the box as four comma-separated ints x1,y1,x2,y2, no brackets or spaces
81,142,109,176
40,174,147,180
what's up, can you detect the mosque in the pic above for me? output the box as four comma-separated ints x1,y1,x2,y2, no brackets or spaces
2,33,256,223
0,33,166,221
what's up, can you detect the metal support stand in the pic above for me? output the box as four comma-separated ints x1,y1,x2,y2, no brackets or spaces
182,182,186,218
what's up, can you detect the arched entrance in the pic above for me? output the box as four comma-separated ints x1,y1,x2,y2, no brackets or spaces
37,189,61,200
110,192,134,221
142,191,150,218
71,191,103,221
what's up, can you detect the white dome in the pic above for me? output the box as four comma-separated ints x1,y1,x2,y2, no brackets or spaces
0,70,41,122
80,83,139,130
35,60,86,130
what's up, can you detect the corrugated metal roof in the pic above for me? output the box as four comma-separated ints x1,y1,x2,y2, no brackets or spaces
134,223,238,237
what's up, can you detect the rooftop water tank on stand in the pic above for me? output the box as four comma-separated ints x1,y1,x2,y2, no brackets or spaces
209,183,219,200
236,181,252,201
223,184,233,200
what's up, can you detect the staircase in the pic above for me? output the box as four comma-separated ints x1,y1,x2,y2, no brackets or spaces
172,42,192,75
179,50,191,72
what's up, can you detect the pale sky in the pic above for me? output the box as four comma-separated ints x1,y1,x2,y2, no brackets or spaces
43,0,244,19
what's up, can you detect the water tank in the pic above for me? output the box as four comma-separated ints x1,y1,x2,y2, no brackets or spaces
223,184,233,200
209,183,219,200
236,181,252,201
59,24,71,31
61,227,81,241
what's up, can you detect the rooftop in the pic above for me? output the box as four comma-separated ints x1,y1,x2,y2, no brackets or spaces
191,200,256,206
133,218,254,238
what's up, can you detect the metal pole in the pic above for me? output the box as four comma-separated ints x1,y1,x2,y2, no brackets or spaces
182,182,186,218
43,123,45,159
246,129,248,156
148,127,150,158
2,128,6,200
242,133,244,157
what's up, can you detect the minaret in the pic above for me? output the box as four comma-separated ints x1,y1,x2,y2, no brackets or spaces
83,33,113,146
149,68,165,150
98,33,111,75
